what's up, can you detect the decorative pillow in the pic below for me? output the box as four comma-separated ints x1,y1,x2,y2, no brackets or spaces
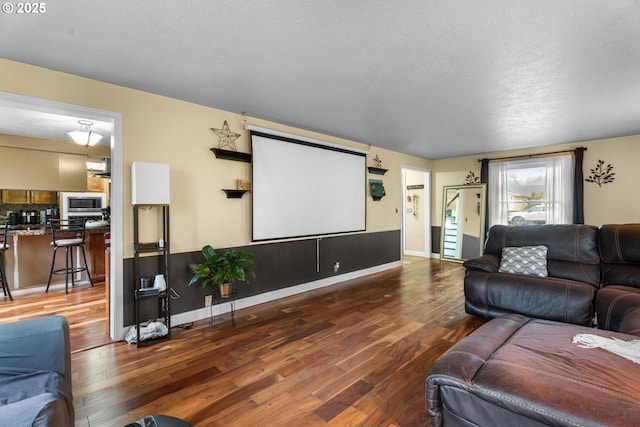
499,245,548,277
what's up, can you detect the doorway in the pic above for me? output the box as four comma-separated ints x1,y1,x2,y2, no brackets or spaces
0,91,124,341
401,166,431,258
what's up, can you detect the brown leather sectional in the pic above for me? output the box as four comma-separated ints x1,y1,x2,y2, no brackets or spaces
596,224,640,335
463,223,640,332
426,314,640,427
426,224,640,426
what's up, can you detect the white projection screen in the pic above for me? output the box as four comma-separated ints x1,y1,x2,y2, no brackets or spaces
251,131,367,241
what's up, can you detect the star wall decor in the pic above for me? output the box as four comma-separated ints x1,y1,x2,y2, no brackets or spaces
211,120,241,151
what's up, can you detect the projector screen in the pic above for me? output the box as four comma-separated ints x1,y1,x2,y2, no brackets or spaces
251,131,367,241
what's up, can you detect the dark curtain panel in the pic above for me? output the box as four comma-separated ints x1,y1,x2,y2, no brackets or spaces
573,147,586,224
481,158,489,234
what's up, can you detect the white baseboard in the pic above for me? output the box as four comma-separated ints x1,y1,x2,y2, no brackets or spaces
403,250,427,257
170,260,402,328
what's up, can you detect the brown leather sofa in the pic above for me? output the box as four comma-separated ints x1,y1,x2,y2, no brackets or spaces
426,314,640,427
596,223,640,335
463,224,601,326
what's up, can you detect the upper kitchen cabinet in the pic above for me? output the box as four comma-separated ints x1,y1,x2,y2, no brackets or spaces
30,190,58,204
1,190,29,204
57,153,89,191
87,176,105,192
1,190,58,204
0,147,87,191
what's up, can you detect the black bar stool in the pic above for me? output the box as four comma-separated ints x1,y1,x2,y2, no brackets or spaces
46,219,94,294
0,222,13,301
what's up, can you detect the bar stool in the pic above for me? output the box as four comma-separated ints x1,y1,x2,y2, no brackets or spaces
46,218,94,294
0,222,13,301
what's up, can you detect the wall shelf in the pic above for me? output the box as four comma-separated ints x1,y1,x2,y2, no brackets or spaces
368,166,388,175
222,189,249,199
133,205,170,348
211,148,252,163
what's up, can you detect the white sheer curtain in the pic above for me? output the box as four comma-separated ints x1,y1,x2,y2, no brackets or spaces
488,154,573,227
545,154,573,224
488,160,509,226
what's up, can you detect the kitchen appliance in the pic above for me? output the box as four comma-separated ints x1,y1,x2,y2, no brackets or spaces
60,192,106,221
7,212,18,226
20,209,38,224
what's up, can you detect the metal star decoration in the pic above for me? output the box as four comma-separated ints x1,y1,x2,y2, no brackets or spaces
211,120,241,151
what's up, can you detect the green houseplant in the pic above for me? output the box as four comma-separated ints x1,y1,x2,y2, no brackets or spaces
188,245,255,298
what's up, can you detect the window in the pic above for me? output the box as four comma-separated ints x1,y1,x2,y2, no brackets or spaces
488,154,573,227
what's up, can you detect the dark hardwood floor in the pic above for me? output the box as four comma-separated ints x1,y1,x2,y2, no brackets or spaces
1,257,487,427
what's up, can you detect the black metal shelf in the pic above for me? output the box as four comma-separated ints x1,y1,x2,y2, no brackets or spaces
135,242,163,253
133,205,171,348
367,166,389,175
210,148,252,163
222,189,249,199
135,334,170,347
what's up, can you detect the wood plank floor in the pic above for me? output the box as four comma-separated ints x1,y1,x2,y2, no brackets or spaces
0,281,112,353
1,257,487,426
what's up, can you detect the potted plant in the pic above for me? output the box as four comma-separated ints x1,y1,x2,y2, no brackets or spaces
188,245,255,298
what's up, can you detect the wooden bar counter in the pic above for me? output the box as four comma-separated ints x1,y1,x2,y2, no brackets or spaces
3,224,109,293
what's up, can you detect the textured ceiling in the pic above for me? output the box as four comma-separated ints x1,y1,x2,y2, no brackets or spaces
1,1,639,159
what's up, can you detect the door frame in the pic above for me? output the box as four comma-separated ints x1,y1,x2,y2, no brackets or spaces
401,165,431,258
0,91,125,340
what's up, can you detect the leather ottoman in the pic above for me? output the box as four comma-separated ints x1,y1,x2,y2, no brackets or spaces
425,314,640,427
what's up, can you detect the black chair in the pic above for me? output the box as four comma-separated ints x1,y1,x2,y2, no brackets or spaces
46,219,94,294
0,222,13,301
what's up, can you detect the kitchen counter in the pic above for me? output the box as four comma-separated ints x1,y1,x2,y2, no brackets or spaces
2,224,110,292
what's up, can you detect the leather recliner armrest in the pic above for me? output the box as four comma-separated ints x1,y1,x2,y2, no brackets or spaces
619,308,640,337
463,254,500,273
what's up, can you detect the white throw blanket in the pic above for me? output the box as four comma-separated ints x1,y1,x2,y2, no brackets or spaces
124,320,168,344
572,334,640,364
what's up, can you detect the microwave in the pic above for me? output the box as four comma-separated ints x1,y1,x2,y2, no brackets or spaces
60,192,106,220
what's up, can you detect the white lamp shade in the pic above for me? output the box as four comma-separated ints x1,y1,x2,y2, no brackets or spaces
131,162,170,205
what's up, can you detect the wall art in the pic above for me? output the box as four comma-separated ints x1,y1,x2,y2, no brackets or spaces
464,171,480,185
585,159,615,187
211,120,241,151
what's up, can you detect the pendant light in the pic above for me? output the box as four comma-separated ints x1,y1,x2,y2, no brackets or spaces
68,120,103,146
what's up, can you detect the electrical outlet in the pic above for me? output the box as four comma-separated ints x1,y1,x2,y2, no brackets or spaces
204,295,212,307
334,261,340,273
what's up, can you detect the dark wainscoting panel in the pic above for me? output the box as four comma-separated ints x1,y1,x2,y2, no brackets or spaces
461,234,481,260
432,225,441,254
123,230,401,325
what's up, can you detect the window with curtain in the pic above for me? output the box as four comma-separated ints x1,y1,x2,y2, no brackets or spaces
487,154,574,227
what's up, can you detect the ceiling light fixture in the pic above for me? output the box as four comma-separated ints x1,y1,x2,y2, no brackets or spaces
68,120,103,146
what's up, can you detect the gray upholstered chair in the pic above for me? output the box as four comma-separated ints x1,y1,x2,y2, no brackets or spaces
0,315,74,426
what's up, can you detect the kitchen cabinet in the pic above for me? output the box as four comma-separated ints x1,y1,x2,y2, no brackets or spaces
30,190,58,204
86,227,108,282
2,190,30,204
1,190,58,204
0,147,87,191
87,176,105,192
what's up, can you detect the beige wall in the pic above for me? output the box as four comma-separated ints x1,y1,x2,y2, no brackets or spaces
0,59,432,257
3,57,635,258
404,169,426,254
432,135,640,227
